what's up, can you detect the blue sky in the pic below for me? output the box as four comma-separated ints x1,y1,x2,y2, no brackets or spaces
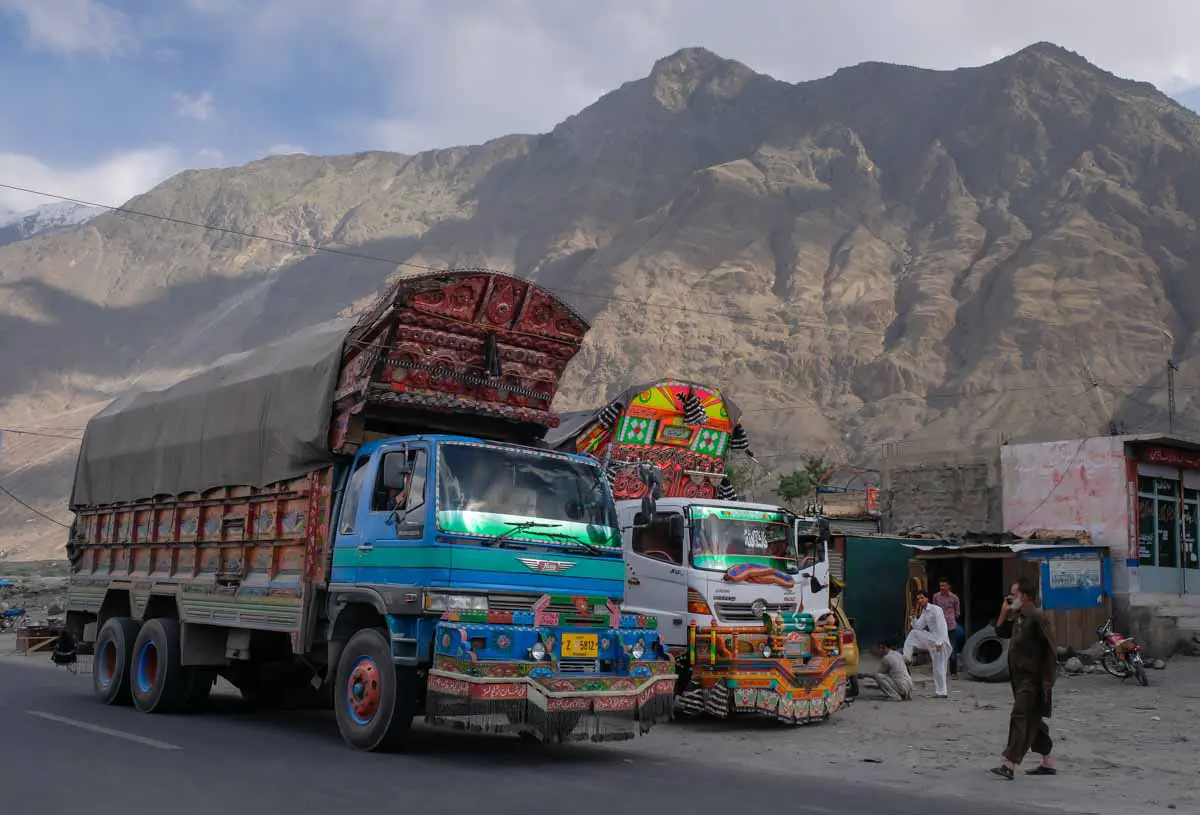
2,0,1199,213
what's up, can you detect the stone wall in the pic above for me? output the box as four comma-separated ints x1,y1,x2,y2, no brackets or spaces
880,445,1003,537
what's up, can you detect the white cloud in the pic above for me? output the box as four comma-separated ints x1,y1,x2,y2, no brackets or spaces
0,0,135,57
174,90,216,122
0,147,181,212
266,144,307,156
185,0,1200,154
194,147,226,167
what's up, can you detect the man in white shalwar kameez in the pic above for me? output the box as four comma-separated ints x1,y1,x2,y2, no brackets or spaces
903,589,951,698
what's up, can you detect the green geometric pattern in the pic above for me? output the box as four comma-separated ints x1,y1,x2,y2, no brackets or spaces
691,427,728,456
616,415,656,445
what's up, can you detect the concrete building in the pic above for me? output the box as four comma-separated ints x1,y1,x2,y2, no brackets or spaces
1001,433,1200,655
881,434,1200,655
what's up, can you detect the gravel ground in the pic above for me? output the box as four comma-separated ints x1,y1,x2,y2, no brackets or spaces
3,633,1194,815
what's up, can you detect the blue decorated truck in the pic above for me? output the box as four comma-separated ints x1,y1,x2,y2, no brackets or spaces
62,270,676,751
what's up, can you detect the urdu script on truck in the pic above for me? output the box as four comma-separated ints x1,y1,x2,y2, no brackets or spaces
65,270,676,751
549,378,848,724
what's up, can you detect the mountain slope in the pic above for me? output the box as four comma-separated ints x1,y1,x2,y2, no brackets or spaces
2,42,1200,560
0,201,101,246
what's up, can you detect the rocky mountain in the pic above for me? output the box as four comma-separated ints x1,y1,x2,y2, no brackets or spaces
3,41,1200,560
0,201,101,247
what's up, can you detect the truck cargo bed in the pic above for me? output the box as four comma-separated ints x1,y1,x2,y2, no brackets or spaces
68,468,333,644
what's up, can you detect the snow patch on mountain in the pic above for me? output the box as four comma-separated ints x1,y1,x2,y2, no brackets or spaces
0,201,102,246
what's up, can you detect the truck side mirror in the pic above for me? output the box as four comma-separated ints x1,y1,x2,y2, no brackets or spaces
381,451,413,489
817,517,831,544
640,493,657,519
632,511,649,527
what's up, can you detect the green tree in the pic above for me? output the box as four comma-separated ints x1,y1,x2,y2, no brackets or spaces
776,470,814,511
803,455,835,491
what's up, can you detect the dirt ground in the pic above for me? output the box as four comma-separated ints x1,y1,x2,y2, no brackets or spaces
3,635,1194,815
659,655,1199,815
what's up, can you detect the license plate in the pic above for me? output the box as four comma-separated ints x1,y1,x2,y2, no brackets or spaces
561,633,598,659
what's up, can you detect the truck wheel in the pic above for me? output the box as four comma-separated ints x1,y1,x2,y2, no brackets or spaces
334,628,415,752
93,616,140,706
180,668,217,712
130,618,187,714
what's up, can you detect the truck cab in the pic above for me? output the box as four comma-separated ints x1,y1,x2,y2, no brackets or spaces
618,498,832,649
332,435,622,597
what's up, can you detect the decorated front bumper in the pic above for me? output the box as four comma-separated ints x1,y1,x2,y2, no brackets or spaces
677,611,847,724
425,595,677,742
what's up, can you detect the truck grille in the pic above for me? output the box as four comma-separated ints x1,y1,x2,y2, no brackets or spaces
557,658,599,674
715,601,790,622
487,593,596,616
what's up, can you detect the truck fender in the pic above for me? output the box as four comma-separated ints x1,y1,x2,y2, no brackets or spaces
326,589,390,683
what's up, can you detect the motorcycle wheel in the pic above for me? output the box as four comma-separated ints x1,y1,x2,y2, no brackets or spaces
1133,660,1149,687
1100,653,1129,679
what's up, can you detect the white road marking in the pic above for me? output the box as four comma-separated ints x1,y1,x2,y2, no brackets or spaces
27,710,183,750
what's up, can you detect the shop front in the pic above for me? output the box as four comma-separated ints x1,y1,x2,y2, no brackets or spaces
1128,441,1200,596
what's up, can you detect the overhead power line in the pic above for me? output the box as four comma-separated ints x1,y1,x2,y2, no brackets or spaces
0,482,71,528
0,181,928,339
0,426,84,441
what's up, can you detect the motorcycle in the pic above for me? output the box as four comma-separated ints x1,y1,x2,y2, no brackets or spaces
1097,617,1149,686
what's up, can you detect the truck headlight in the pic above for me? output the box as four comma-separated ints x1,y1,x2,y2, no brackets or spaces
760,642,773,658
530,640,548,661
424,592,488,612
631,640,645,660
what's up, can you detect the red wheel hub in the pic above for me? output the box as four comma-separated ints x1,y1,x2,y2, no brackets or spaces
347,659,381,723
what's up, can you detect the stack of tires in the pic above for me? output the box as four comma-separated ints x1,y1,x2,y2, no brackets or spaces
961,624,1010,683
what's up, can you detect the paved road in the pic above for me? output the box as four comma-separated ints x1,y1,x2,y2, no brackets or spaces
0,656,1061,815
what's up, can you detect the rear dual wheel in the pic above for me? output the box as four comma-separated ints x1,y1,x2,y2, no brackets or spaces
93,616,214,713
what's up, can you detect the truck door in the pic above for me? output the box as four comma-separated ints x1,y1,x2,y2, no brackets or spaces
623,508,688,647
330,454,373,585
358,444,443,587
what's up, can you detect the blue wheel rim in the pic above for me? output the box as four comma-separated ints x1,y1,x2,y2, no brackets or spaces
136,640,158,694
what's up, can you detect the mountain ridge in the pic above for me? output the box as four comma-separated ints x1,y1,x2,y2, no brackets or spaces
2,41,1200,560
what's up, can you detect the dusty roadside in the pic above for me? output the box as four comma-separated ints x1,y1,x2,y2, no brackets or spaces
656,658,1198,815
4,634,1193,815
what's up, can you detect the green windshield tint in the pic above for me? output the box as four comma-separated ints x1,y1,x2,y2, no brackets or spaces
435,441,620,548
689,505,799,572
437,510,620,548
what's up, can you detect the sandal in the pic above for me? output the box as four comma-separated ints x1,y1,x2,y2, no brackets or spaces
989,766,1014,780
1025,766,1057,776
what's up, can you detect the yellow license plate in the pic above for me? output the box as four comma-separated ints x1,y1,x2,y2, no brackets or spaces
561,633,598,659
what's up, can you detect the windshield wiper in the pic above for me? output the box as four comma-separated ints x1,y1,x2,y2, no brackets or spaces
536,531,613,557
482,521,562,547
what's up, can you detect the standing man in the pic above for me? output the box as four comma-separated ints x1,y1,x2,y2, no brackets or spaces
932,578,965,678
903,589,951,698
989,577,1057,780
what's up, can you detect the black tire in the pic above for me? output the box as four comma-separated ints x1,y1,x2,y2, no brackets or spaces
92,616,140,706
962,625,1011,683
848,676,860,698
1101,653,1130,679
333,628,416,752
180,668,217,712
129,618,187,714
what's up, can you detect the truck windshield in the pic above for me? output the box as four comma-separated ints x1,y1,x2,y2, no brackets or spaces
688,505,799,574
435,441,620,550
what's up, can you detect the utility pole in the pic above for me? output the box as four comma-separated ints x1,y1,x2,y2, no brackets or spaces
1168,358,1179,434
